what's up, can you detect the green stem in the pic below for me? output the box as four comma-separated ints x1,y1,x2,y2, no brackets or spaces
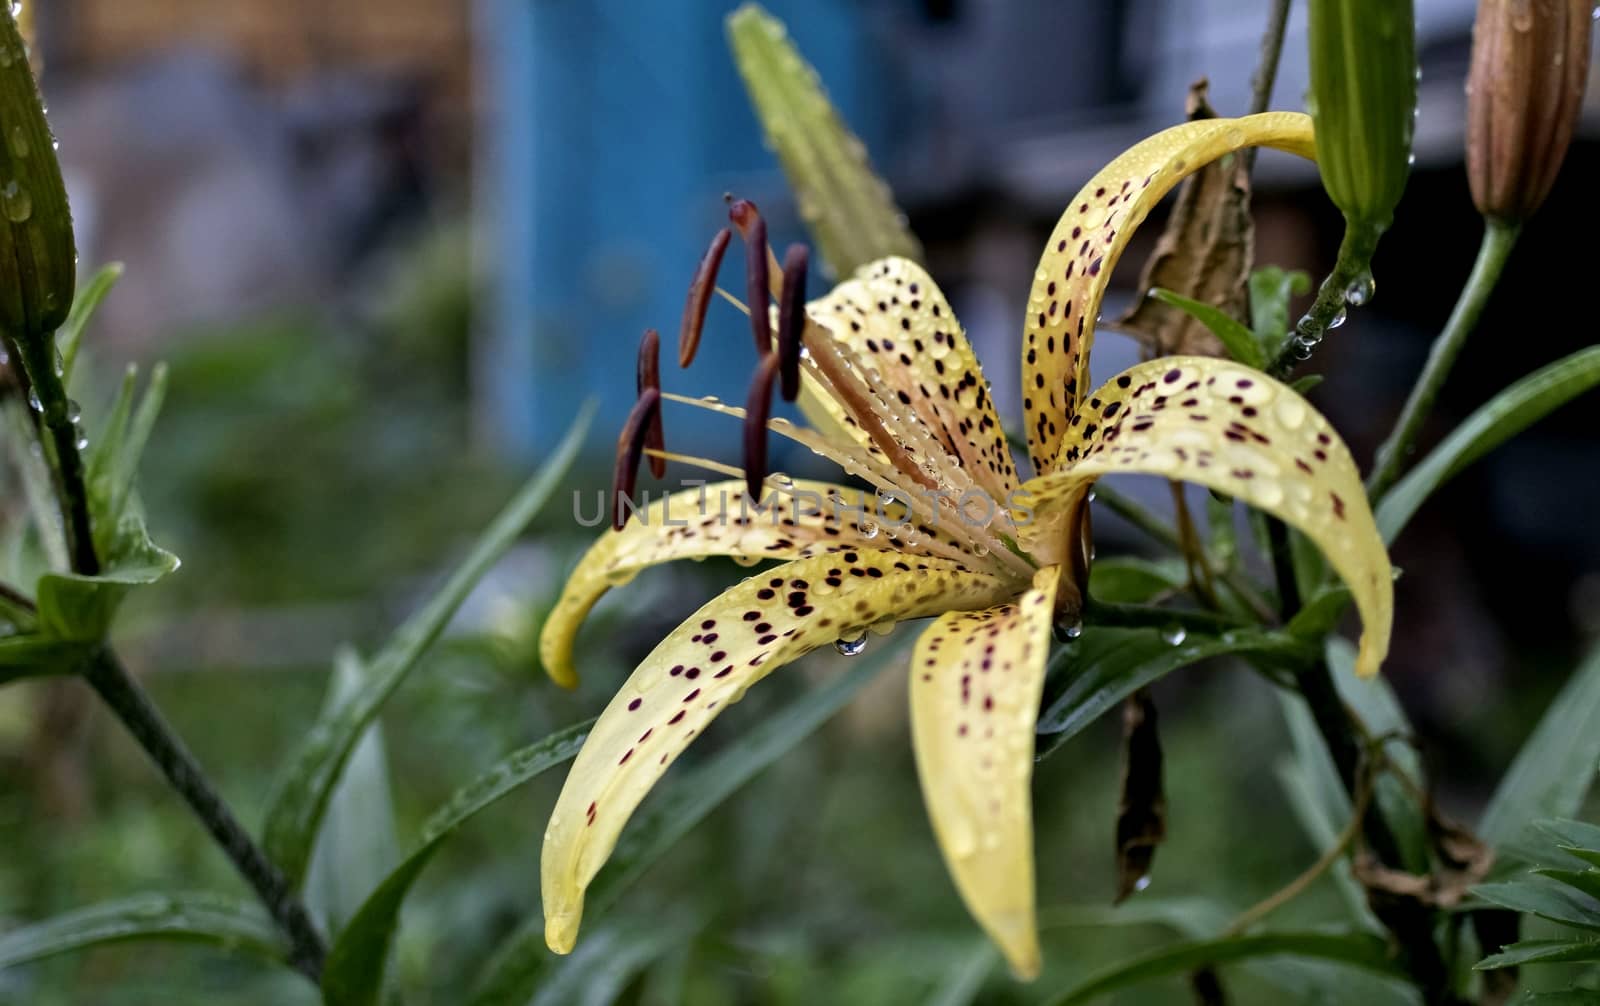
1366,219,1520,500
1241,0,1293,175
82,648,327,980
4,325,97,573
1266,219,1384,380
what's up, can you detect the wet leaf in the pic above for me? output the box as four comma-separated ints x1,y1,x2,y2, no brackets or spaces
1112,80,1254,360
0,892,287,971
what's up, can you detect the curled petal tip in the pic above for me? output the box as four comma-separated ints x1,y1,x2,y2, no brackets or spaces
543,908,580,955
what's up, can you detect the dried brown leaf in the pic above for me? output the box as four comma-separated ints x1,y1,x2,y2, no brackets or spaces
1113,79,1254,359
1114,688,1166,903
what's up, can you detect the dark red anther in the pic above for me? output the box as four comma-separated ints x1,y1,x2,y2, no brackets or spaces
636,328,666,477
742,353,780,502
612,387,661,531
725,195,761,242
743,217,770,356
777,244,808,402
678,228,730,368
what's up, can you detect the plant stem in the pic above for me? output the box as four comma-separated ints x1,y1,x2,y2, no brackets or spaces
1366,219,1520,500
4,326,97,573
1266,219,1384,380
82,648,327,980
1241,0,1293,172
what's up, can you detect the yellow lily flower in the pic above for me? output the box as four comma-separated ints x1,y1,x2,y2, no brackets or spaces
538,112,1393,979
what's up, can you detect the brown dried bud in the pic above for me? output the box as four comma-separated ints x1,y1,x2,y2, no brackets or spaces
1467,0,1593,223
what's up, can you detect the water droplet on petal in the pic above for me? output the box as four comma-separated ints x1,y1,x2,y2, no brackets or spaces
834,632,869,657
859,519,879,540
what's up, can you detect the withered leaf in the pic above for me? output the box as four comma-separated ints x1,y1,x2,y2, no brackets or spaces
1115,688,1166,903
1113,79,1254,359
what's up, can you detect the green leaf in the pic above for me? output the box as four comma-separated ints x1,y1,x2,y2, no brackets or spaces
319,719,591,1006
1377,346,1600,543
1249,266,1311,348
924,941,998,1006
470,640,902,1005
1086,557,1187,604
1040,931,1406,1006
34,512,179,641
1477,937,1600,969
1538,819,1600,854
1538,868,1600,903
1290,374,1325,396
1037,627,1305,758
726,3,922,277
1515,989,1600,1004
58,262,123,384
1147,288,1265,368
0,892,288,971
85,363,168,563
262,403,592,889
305,649,401,938
1477,642,1600,864
1474,880,1600,930
1286,585,1353,640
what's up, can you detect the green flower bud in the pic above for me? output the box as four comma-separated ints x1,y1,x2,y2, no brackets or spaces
0,9,73,338
1467,0,1592,224
1307,0,1418,232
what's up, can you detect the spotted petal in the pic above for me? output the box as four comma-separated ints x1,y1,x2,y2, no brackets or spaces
541,480,947,688
805,257,1019,501
1020,356,1392,677
1020,112,1316,473
909,564,1060,980
541,549,1014,954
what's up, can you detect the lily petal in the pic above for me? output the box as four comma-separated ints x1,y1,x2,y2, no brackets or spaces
806,257,1019,502
1020,112,1316,473
541,550,1014,953
909,564,1061,980
1022,356,1392,676
540,480,940,688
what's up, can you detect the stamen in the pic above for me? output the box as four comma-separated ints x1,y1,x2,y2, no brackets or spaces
636,328,666,477
725,195,761,242
735,206,771,356
678,228,730,368
742,353,780,501
777,244,808,402
612,387,661,531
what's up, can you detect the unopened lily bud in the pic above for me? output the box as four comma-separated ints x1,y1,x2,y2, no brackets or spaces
1307,0,1417,232
0,10,73,338
1467,0,1592,223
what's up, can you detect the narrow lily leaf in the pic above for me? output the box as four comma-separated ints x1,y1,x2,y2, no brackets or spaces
1477,937,1600,969
1477,641,1600,864
306,649,401,939
1087,557,1187,605
58,262,124,384
925,941,999,1006
1037,627,1305,758
1249,266,1311,351
1376,346,1600,542
263,403,591,888
1474,877,1600,929
1041,932,1405,1006
475,642,900,1004
321,720,592,1006
1514,990,1600,1004
1147,288,1264,368
35,512,179,641
726,3,922,276
0,892,287,971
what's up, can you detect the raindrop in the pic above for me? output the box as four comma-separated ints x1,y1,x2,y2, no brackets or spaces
1344,273,1376,307
25,387,39,411
1161,624,1188,646
52,346,61,375
1327,308,1347,330
1133,875,1153,893
973,543,989,557
0,179,30,223
65,399,79,423
1406,152,1416,167
859,519,879,540
834,632,868,657
75,435,87,450
6,125,26,159
1060,619,1084,640
1086,487,1097,502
